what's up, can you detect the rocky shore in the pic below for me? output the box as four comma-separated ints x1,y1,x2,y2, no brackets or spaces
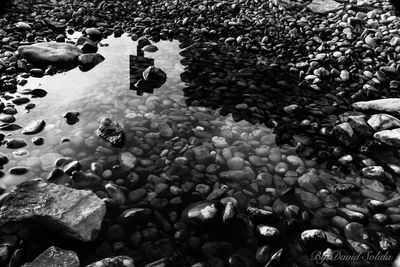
1,0,400,266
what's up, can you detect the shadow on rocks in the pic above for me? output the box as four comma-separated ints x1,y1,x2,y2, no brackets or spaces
179,42,348,162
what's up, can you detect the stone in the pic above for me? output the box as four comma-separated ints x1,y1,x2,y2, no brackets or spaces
182,201,223,227
78,53,104,72
85,28,103,42
120,152,137,169
361,166,385,179
308,0,341,14
142,66,167,85
142,45,158,52
96,117,125,146
22,120,45,134
352,98,400,113
6,138,27,149
31,88,47,98
86,256,134,267
45,20,67,32
64,111,80,125
227,157,245,170
0,153,9,165
374,128,400,147
18,42,82,69
347,115,374,137
22,246,79,267
367,114,400,131
0,180,105,242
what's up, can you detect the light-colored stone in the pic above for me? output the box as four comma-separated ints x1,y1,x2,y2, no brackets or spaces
307,0,341,14
22,246,79,267
374,128,400,147
0,180,106,242
352,98,400,113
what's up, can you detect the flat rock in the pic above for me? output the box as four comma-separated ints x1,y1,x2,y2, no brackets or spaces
22,120,45,134
22,246,79,267
367,114,400,131
86,256,134,267
352,98,400,113
18,42,82,69
308,0,341,14
374,128,400,147
0,180,106,242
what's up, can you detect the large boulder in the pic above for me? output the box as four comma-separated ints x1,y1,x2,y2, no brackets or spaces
0,179,106,242
352,98,400,113
22,246,79,267
96,117,125,147
307,0,341,14
18,42,82,69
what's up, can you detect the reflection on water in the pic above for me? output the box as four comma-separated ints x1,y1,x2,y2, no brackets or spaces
1,35,184,186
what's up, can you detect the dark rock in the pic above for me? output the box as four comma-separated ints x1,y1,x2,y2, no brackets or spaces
96,117,125,146
32,137,44,145
31,88,47,98
86,256,134,267
0,153,9,165
64,111,80,125
85,28,102,42
6,138,27,149
12,97,30,105
78,53,104,72
22,120,45,134
9,166,28,175
202,241,234,258
118,208,152,224
30,68,44,77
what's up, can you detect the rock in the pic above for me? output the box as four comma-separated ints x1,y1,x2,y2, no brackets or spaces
142,45,158,52
295,188,322,209
307,0,341,14
120,152,137,169
0,153,9,165
344,222,369,243
78,53,104,71
86,256,134,267
6,138,27,149
31,88,47,98
347,115,374,137
45,20,67,32
374,128,400,147
331,122,359,147
138,37,151,48
96,117,125,146
85,28,102,42
0,180,106,242
32,137,44,145
118,208,152,224
352,98,400,113
367,114,400,131
227,157,245,170
9,166,28,175
64,111,80,125
301,229,326,250
142,66,167,85
0,114,15,123
18,42,82,69
15,22,31,31
182,201,223,227
22,246,79,267
361,166,385,179
30,68,44,77
22,120,45,134
256,225,280,241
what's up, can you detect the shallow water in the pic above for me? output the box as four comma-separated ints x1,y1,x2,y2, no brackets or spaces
1,34,398,266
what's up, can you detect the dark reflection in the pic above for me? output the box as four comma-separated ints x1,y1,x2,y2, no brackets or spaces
179,42,350,162
129,45,167,95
